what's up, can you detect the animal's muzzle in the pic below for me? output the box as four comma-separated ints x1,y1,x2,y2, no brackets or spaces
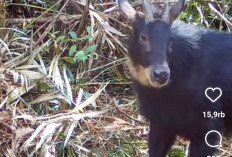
151,70,170,85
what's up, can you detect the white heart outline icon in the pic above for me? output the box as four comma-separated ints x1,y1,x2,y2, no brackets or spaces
205,87,222,103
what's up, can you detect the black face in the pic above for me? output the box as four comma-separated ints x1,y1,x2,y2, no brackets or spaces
129,14,173,88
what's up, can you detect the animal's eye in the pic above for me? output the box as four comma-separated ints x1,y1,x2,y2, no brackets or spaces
140,34,147,42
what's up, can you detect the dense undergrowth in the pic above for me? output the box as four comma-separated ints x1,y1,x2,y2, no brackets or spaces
0,0,232,156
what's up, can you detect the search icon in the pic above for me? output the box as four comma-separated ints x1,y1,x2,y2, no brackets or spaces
205,130,222,148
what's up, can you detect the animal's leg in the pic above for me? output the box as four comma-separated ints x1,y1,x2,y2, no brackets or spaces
149,123,175,157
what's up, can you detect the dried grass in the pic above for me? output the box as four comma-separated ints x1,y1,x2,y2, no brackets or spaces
0,0,148,156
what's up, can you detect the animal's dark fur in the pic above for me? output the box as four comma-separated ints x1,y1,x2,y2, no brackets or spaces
128,20,232,157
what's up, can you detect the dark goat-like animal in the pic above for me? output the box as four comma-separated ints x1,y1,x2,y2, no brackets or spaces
118,0,232,156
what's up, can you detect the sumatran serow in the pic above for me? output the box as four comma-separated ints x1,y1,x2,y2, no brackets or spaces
118,0,232,157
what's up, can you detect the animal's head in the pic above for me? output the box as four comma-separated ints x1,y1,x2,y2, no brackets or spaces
118,0,185,88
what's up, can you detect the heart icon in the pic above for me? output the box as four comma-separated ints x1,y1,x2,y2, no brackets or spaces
205,87,222,103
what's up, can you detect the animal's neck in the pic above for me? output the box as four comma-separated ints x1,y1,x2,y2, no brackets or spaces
169,22,203,80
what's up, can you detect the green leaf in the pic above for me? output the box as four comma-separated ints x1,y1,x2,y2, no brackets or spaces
62,57,75,64
56,36,65,43
169,148,185,157
179,13,187,20
69,31,77,39
76,36,92,41
87,26,92,34
55,46,62,54
37,82,50,91
69,45,77,56
74,51,88,62
84,45,97,54
83,91,97,108
64,38,76,43
53,31,60,35
66,68,75,84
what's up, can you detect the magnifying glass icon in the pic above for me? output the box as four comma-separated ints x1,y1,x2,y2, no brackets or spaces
205,130,222,148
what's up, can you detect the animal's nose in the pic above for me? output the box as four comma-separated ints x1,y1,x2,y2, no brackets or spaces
152,71,170,84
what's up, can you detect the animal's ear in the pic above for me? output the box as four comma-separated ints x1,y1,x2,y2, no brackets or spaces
133,13,146,32
169,0,185,23
118,0,136,20
142,0,159,20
